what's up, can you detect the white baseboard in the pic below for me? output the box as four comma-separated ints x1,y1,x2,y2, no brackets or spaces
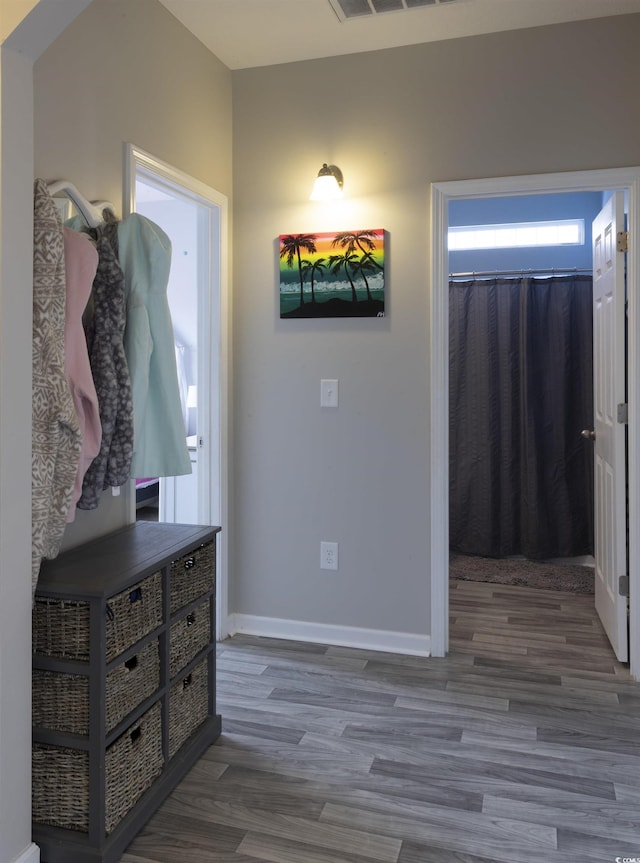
12,843,39,863
226,613,430,656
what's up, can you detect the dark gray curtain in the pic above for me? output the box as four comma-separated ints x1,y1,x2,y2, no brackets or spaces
449,275,594,560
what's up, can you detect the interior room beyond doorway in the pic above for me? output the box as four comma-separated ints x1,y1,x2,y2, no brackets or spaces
429,167,640,681
448,191,602,570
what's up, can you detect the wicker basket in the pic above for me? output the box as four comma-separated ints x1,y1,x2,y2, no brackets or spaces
105,700,164,833
33,701,164,835
170,541,215,614
33,570,163,663
33,640,160,736
169,600,211,678
33,598,90,661
32,744,89,831
105,570,163,662
168,658,209,758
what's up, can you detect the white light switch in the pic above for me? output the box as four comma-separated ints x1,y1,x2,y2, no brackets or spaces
321,379,338,408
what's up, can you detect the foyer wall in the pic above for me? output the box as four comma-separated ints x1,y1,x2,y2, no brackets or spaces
230,14,640,638
33,0,232,550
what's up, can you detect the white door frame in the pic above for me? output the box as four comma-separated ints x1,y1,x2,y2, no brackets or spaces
124,144,230,640
429,167,640,680
592,193,628,661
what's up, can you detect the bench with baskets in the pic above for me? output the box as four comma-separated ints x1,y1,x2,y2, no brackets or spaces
32,521,221,863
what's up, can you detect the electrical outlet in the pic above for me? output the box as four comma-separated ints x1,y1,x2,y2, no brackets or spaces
320,541,338,571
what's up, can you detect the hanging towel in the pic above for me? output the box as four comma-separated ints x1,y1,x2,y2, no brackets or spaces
63,227,102,521
77,220,134,509
32,179,82,593
117,213,191,478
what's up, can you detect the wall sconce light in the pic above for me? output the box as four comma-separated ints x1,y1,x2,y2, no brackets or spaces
310,163,344,201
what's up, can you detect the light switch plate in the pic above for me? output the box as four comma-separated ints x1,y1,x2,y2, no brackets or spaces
321,379,338,408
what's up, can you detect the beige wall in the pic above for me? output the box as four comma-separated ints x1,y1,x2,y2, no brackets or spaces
34,0,232,204
0,0,40,42
0,2,231,860
33,0,232,549
2,7,640,860
230,14,640,637
0,40,37,863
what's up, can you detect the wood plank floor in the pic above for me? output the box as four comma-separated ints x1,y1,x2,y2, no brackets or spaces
121,579,640,863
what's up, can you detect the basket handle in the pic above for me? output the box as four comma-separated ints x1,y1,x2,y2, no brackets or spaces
183,673,193,690
125,655,138,672
184,557,196,570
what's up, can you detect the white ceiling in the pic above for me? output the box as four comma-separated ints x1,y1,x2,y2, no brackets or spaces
157,0,640,70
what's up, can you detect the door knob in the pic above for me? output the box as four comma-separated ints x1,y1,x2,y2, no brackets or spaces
581,429,596,441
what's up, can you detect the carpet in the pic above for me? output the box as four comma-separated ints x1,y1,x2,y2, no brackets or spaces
449,553,595,594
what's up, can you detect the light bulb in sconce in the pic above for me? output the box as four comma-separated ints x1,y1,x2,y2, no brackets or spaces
310,163,344,201
186,385,198,409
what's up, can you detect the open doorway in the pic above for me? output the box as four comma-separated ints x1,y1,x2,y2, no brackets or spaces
448,191,600,565
446,191,613,663
125,147,221,527
124,144,230,638
129,178,204,525
429,167,640,680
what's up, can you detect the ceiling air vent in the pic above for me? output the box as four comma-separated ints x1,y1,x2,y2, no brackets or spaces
328,0,459,21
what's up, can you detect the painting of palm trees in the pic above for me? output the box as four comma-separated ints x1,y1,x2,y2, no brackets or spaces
279,229,385,318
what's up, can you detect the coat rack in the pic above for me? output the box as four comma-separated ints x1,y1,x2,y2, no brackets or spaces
46,180,116,228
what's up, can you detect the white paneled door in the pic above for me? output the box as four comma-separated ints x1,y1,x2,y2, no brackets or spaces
592,192,628,662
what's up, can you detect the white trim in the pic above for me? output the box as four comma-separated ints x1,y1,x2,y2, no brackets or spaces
229,614,431,657
627,174,640,682
12,843,40,863
123,145,229,216
430,167,640,680
429,181,449,658
123,144,231,640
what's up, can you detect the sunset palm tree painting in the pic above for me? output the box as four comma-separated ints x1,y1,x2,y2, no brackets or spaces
279,229,385,318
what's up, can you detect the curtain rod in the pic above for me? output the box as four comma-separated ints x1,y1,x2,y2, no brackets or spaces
449,267,592,279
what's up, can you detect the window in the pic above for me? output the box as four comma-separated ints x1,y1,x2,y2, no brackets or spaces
448,219,584,251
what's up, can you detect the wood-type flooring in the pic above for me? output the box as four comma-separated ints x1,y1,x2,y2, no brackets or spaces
121,578,640,863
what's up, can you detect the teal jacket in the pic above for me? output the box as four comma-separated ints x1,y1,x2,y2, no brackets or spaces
118,213,191,479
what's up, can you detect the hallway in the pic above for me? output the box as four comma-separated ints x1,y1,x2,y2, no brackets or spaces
121,580,639,863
